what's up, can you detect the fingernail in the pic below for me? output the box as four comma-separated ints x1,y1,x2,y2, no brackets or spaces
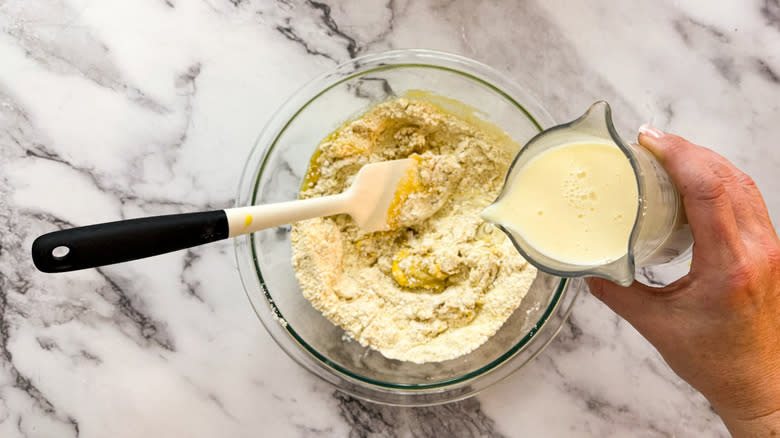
637,124,666,161
639,124,664,139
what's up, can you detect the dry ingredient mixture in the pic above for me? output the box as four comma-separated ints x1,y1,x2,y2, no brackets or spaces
291,96,537,363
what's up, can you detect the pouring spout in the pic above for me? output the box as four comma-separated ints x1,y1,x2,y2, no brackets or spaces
567,101,617,140
479,202,501,224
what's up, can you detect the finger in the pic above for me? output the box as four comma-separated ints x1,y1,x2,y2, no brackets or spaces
637,127,743,261
586,277,684,336
703,150,760,234
705,151,776,238
729,166,775,233
639,126,769,241
587,277,650,321
586,277,664,335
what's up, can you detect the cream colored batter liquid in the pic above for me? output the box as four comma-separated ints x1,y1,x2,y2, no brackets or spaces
483,142,638,265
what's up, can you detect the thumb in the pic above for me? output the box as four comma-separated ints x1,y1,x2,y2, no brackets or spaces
586,277,665,327
587,275,694,354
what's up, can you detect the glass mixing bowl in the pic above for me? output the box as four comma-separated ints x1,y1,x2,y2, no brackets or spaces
235,49,582,406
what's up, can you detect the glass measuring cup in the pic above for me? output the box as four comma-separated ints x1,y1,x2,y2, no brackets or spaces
483,101,693,286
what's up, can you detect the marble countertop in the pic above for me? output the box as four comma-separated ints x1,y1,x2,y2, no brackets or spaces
1,1,778,436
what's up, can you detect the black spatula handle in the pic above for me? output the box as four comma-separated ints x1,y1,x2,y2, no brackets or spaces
32,210,229,273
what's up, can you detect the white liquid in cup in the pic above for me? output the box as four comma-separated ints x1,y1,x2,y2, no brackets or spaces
481,142,639,266
482,101,694,286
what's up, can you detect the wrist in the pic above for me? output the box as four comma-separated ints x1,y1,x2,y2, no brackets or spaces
708,377,780,421
707,366,780,438
720,408,780,438
704,342,780,421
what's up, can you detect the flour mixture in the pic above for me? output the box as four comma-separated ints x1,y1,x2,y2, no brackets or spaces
291,96,536,363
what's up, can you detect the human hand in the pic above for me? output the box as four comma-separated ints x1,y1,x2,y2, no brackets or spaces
586,126,780,437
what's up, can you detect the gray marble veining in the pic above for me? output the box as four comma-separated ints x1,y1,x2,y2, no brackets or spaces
2,0,778,436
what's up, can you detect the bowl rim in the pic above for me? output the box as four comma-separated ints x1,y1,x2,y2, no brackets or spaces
235,48,578,401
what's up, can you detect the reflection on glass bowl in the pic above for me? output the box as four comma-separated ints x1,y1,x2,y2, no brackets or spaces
234,49,582,406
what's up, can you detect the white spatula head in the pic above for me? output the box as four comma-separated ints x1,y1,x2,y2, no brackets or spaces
345,158,415,233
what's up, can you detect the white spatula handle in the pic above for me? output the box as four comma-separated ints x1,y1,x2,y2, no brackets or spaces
225,192,351,237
